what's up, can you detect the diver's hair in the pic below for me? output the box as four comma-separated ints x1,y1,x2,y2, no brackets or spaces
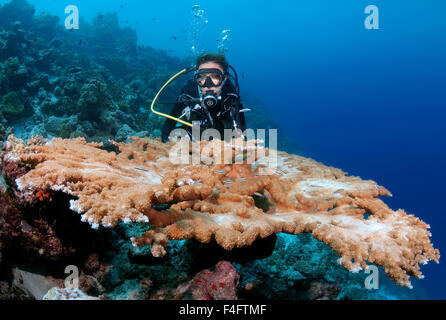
196,53,229,74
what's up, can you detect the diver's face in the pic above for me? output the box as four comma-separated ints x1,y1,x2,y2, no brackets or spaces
197,61,225,95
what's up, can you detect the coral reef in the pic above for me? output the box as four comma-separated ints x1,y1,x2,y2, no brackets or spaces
151,261,240,300
43,287,100,300
0,0,290,151
1,91,24,117
234,232,417,300
3,135,440,289
0,0,189,143
0,0,440,301
0,136,107,265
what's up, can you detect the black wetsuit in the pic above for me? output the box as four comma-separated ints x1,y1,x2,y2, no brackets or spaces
161,79,247,142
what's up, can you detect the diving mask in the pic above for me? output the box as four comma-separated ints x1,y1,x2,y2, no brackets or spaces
194,68,226,88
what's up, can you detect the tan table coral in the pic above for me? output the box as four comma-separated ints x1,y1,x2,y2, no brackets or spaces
4,135,439,288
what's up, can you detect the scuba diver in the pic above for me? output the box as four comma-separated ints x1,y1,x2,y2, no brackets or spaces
158,53,248,142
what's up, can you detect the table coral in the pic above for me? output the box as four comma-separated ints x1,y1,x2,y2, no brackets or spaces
4,135,440,288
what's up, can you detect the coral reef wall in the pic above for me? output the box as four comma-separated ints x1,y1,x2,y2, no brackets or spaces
0,0,189,144
1,135,439,295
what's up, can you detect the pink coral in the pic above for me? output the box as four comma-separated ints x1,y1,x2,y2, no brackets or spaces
153,261,240,300
185,261,240,300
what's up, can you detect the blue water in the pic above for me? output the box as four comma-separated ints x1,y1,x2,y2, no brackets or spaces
24,0,445,299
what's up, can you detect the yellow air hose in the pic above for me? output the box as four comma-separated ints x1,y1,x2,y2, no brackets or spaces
150,68,193,128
